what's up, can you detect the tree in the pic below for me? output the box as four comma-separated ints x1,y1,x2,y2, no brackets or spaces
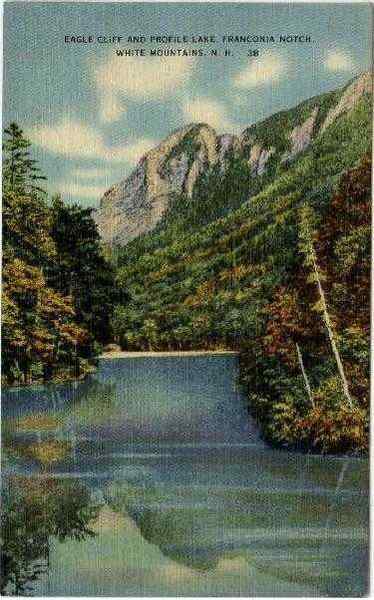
298,204,353,408
295,342,314,407
48,195,118,344
2,123,55,269
1,477,100,595
316,154,371,333
2,258,88,383
1,123,100,384
3,189,55,268
141,319,159,350
2,122,46,195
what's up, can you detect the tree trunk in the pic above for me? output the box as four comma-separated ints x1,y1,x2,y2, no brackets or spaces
296,343,314,407
311,254,353,409
299,205,353,409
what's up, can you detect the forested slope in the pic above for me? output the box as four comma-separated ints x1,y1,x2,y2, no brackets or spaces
111,78,371,453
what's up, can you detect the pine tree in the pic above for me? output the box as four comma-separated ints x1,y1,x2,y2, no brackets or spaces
48,195,118,344
3,122,46,194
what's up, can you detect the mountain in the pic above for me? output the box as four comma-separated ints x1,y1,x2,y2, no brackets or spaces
105,71,371,453
95,123,219,245
95,72,372,246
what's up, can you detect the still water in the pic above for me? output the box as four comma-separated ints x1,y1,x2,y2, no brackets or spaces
1,355,369,596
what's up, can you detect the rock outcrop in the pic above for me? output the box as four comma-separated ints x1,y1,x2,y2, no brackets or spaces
217,134,241,173
282,106,319,162
247,144,275,176
320,71,372,134
95,124,219,245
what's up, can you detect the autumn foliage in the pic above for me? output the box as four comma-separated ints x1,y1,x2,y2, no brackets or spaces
246,155,371,453
2,123,115,385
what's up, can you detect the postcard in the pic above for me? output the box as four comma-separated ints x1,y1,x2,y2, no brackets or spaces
1,2,371,596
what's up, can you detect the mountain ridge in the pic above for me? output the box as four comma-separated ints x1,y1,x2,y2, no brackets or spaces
94,71,372,246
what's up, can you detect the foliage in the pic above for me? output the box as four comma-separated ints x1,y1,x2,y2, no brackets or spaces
241,155,370,454
161,156,253,231
2,255,88,384
3,190,55,268
1,476,100,595
3,122,46,195
48,195,118,345
243,86,340,154
111,85,371,454
20,440,71,467
2,124,116,385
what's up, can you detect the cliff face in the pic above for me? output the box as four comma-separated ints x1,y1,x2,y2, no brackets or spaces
95,124,220,245
320,71,372,134
94,72,372,246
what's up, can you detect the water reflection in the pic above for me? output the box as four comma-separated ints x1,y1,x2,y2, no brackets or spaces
102,449,368,596
1,356,369,597
1,476,101,595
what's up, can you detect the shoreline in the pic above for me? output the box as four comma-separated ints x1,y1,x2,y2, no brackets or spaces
100,350,239,359
2,351,238,387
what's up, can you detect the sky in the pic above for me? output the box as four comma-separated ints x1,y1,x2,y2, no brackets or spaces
3,2,372,208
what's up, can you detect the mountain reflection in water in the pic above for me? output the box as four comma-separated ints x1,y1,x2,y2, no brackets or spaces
1,356,369,597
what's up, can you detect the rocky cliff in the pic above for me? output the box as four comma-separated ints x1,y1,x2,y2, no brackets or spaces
95,72,372,246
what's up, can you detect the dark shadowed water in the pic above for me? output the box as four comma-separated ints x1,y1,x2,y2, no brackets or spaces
1,355,369,596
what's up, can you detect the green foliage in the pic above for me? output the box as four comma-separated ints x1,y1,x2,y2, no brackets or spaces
3,190,55,268
2,258,88,384
48,195,118,344
111,82,371,454
2,123,117,385
161,157,253,231
1,476,100,595
3,122,46,195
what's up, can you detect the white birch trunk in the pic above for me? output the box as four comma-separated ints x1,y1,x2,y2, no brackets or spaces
296,342,314,407
311,255,353,409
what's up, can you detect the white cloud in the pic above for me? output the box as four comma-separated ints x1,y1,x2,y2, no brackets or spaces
29,118,104,159
95,55,195,99
28,118,157,165
94,54,195,123
325,51,354,72
183,97,237,132
234,52,285,88
100,94,126,123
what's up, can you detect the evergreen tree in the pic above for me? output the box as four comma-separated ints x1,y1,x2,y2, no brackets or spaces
1,123,98,384
48,195,118,344
3,122,46,195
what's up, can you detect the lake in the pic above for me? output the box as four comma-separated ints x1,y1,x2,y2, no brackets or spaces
1,355,369,596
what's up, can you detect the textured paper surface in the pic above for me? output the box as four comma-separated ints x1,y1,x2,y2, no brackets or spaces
1,2,371,597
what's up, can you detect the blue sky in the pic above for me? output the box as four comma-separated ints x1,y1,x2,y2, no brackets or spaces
3,2,372,207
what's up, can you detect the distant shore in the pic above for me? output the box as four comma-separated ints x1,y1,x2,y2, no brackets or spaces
100,350,239,359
